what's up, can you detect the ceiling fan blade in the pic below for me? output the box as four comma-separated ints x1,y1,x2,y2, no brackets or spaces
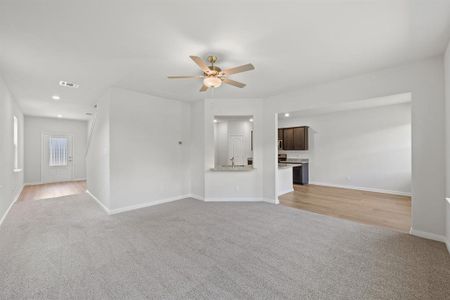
168,75,203,79
190,56,211,74
223,63,255,75
223,78,246,88
199,84,208,92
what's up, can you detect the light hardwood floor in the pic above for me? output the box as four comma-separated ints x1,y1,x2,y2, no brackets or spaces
279,184,411,232
19,181,87,202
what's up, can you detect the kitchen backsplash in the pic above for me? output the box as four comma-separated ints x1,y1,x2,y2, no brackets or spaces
278,150,311,160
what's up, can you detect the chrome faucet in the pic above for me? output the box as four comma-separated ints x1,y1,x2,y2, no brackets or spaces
230,156,235,168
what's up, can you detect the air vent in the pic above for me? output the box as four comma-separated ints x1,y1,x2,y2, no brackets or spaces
59,81,79,88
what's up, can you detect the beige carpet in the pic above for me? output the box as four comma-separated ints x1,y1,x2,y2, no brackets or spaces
0,193,449,299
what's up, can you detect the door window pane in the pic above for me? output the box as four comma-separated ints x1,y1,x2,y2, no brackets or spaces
49,137,68,166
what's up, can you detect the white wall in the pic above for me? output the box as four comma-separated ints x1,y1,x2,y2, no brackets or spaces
189,100,205,199
86,91,111,209
204,98,264,201
214,121,228,167
108,88,191,210
445,41,450,248
24,116,88,184
279,103,411,195
264,56,446,240
0,74,24,224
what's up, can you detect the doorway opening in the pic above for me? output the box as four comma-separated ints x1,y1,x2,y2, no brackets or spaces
19,133,85,202
276,93,412,232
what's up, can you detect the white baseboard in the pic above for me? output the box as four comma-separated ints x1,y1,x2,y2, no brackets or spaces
278,187,294,197
72,178,87,181
25,178,87,186
109,194,191,215
263,197,278,204
86,190,110,215
0,184,24,227
309,181,411,196
204,197,266,202
24,181,43,186
409,227,447,243
187,194,205,201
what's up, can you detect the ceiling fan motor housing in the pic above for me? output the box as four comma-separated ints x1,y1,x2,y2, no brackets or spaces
206,65,222,76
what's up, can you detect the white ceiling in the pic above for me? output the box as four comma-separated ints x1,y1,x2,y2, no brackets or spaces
278,92,412,119
0,0,449,120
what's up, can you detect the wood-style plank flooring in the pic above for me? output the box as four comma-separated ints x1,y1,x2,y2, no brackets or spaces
279,184,411,232
19,180,87,202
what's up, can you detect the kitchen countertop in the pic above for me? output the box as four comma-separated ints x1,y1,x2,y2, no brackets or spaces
278,158,308,169
210,165,255,172
284,158,309,163
278,163,302,169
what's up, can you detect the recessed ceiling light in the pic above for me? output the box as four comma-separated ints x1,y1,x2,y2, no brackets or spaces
249,118,254,122
59,81,79,88
52,95,60,100
284,113,290,117
57,114,63,118
213,119,218,123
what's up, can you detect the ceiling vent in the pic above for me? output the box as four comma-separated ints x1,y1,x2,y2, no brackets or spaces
59,81,79,88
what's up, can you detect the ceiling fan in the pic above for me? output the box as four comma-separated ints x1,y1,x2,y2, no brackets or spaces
168,55,255,92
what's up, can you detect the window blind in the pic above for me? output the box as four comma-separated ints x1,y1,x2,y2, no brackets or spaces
49,137,68,167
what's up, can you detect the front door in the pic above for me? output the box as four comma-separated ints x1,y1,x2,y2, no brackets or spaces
41,134,73,183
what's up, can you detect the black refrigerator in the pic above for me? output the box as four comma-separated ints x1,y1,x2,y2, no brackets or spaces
293,163,309,185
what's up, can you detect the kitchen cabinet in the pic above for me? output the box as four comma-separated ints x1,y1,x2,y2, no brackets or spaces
278,128,284,149
283,128,294,150
293,127,308,150
278,126,309,150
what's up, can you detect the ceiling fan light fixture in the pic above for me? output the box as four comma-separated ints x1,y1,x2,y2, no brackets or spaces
203,76,222,88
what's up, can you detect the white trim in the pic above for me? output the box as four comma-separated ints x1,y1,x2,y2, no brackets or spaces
0,184,24,227
309,181,411,196
409,227,447,243
108,195,191,215
189,194,276,204
24,178,86,186
24,181,43,186
13,168,22,173
278,187,294,196
187,194,205,201
204,197,266,202
446,198,450,254
86,190,110,214
263,197,278,204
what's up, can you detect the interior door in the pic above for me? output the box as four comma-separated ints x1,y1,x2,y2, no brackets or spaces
228,135,244,165
41,134,74,183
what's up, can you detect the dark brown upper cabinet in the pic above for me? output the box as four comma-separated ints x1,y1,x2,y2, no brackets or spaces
278,128,283,140
278,126,308,150
283,128,294,150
